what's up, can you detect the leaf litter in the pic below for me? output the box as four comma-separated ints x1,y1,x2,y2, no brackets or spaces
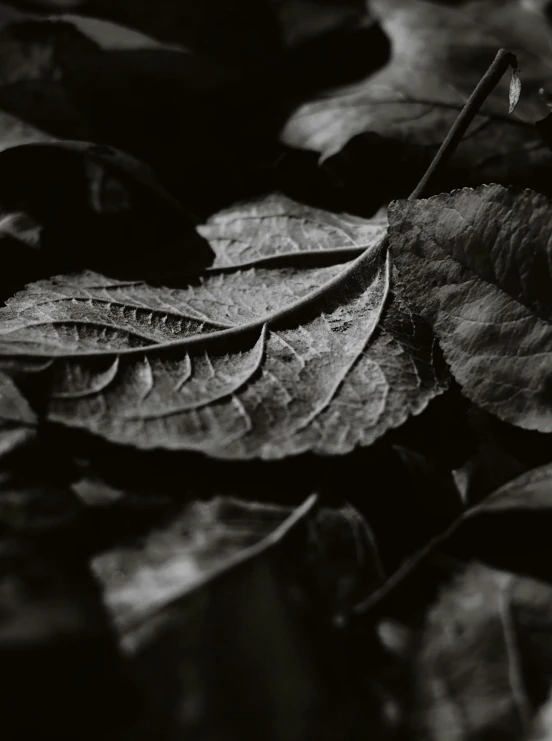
0,1,551,739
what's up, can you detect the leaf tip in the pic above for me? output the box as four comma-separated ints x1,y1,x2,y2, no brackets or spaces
509,68,522,114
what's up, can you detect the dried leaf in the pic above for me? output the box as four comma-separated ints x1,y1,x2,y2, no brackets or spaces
92,495,317,635
91,494,379,739
415,563,552,741
92,495,320,741
0,196,446,458
388,184,552,432
282,0,552,195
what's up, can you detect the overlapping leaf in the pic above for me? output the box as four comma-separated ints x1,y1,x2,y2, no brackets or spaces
0,195,445,458
388,184,552,432
2,1,552,738
345,462,552,739
415,562,552,741
93,494,383,637
282,0,552,194
92,495,318,635
91,493,383,739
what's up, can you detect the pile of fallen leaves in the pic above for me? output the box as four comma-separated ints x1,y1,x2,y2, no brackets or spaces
1,0,552,739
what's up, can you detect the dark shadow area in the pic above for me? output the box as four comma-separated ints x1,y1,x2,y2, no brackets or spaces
0,143,214,301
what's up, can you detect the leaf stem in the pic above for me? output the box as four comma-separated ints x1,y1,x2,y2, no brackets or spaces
408,48,518,200
346,448,528,622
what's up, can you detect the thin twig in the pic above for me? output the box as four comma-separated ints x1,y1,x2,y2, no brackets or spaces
409,48,518,200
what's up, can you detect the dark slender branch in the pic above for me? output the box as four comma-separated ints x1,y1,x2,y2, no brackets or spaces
409,49,518,200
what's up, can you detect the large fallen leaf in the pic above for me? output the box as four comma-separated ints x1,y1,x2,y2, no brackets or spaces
92,495,382,636
98,495,323,741
0,195,446,458
92,495,318,635
415,562,552,741
388,184,552,432
282,0,552,195
92,494,382,739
